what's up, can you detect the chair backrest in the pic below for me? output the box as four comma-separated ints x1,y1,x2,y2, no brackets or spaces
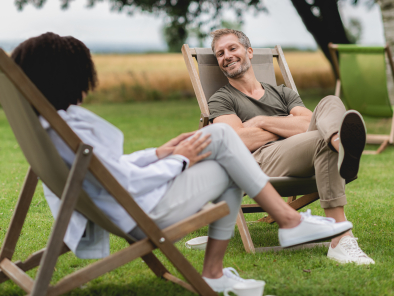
0,58,130,240
335,45,393,117
195,48,277,101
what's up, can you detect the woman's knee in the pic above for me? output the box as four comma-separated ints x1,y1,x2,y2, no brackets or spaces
201,122,237,141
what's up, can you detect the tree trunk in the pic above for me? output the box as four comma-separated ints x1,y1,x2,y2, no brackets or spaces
290,0,351,71
378,0,394,104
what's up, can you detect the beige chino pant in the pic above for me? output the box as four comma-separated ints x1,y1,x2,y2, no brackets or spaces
252,96,347,209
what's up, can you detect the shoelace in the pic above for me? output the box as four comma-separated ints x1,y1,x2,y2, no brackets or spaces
340,236,368,257
300,209,336,224
223,268,246,282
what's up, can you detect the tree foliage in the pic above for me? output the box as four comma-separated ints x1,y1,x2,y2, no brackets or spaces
16,0,266,52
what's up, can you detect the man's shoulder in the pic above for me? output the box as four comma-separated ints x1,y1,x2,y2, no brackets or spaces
208,83,236,103
261,82,286,93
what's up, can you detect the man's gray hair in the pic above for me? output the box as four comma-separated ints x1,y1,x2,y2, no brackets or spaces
210,29,251,52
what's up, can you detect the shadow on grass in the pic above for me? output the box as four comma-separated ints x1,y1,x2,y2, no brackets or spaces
0,277,197,296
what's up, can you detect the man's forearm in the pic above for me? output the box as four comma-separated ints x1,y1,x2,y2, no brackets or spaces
236,127,279,152
244,115,310,138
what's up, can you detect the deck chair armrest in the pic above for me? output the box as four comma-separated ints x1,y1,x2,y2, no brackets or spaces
198,113,210,129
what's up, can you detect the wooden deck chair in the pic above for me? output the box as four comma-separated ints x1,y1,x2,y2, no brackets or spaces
0,48,231,296
182,45,329,253
328,43,394,154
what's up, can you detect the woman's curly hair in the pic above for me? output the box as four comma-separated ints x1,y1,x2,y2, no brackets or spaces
11,32,98,111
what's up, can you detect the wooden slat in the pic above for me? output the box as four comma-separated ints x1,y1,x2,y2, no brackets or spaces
386,45,394,144
366,134,390,144
141,252,169,278
276,45,298,93
363,139,390,155
335,79,341,97
198,113,209,129
189,47,279,57
0,167,38,262
48,240,156,296
236,208,255,253
30,144,93,296
260,192,319,224
328,43,341,79
255,242,330,253
182,44,210,115
287,196,297,204
163,272,197,294
0,245,69,284
389,115,394,145
0,258,34,293
48,202,229,296
164,201,229,240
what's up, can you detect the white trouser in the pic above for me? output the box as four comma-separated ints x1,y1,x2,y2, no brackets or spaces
129,123,269,240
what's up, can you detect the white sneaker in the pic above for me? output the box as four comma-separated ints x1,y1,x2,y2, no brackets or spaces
327,236,375,265
203,267,256,292
279,209,353,248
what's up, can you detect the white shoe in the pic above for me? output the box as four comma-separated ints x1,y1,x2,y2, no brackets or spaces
203,267,256,292
279,209,353,248
338,110,366,181
327,236,375,265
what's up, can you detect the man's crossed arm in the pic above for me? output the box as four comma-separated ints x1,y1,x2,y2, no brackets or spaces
213,106,313,152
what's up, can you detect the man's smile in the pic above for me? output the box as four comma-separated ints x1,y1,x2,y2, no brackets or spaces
224,60,239,68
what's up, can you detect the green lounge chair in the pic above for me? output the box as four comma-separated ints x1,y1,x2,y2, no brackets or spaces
329,43,394,154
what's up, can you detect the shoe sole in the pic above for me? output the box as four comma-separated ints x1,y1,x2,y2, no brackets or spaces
327,255,375,265
338,111,366,180
281,224,353,248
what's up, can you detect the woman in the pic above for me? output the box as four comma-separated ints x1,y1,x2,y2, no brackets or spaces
11,33,352,292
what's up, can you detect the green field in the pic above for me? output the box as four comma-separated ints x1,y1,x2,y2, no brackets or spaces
0,97,393,295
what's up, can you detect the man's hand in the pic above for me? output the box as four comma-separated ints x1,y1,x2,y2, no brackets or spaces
213,114,280,152
173,132,212,168
156,131,196,159
243,116,265,129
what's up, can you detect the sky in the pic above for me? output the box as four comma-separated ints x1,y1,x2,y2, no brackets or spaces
0,0,386,52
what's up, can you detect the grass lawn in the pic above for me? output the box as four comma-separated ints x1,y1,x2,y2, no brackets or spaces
0,97,393,295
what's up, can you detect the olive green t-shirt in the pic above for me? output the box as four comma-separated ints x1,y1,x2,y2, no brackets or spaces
208,82,305,122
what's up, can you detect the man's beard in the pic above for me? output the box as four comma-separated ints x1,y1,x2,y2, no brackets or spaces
221,53,251,79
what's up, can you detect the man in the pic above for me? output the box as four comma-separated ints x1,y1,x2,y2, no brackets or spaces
208,29,374,265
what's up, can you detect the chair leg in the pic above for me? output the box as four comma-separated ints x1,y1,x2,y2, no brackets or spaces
287,196,297,204
259,192,319,224
142,252,169,277
0,167,38,262
30,144,92,296
236,208,255,253
363,139,389,155
142,252,198,294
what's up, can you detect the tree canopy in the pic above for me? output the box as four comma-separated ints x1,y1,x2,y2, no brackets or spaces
16,0,267,52
15,0,375,68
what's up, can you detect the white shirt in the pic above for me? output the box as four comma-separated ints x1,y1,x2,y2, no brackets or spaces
40,105,189,257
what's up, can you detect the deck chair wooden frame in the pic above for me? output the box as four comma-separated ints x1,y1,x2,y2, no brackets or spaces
182,44,329,253
0,48,230,296
328,43,394,155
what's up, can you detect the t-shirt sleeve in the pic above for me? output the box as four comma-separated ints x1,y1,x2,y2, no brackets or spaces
281,85,305,113
208,91,236,122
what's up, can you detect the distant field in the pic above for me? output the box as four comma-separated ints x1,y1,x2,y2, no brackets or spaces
87,51,335,103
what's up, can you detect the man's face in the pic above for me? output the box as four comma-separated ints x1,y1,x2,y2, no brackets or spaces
214,34,253,79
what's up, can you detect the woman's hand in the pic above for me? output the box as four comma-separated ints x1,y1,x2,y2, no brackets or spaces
156,131,196,159
173,132,212,168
